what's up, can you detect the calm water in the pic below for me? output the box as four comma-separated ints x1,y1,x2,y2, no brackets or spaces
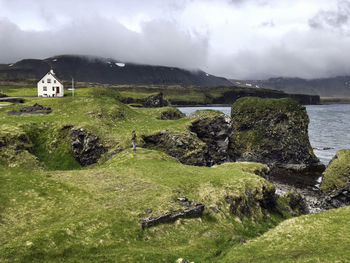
178,104,350,165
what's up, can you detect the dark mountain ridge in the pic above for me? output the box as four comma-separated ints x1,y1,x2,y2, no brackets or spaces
250,76,350,97
0,55,232,86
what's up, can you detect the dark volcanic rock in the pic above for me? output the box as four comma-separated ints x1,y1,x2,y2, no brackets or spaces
140,203,205,229
230,97,325,179
123,93,170,108
158,108,185,120
189,111,232,165
8,103,52,115
321,183,350,209
225,185,277,220
70,128,106,166
142,130,208,166
142,93,169,108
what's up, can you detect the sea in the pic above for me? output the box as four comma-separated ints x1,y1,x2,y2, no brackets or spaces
178,104,350,165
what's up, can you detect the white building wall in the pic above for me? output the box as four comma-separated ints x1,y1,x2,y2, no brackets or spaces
37,70,64,97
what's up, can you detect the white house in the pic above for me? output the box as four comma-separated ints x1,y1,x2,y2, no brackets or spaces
37,69,64,97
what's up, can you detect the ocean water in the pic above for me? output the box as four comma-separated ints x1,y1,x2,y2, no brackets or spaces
178,104,350,165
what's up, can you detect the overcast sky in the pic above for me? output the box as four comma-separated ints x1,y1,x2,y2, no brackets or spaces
1,0,350,79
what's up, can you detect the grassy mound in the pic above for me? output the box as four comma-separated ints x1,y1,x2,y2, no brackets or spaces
220,206,350,262
321,149,350,190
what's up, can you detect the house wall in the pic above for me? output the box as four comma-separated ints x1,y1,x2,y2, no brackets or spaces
37,72,64,97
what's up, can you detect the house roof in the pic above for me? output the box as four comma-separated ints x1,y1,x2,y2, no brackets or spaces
38,70,64,85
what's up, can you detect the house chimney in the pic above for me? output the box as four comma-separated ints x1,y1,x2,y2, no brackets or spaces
50,69,55,74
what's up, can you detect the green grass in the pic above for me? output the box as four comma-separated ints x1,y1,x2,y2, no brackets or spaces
321,149,350,190
219,206,350,263
0,85,348,262
0,149,284,263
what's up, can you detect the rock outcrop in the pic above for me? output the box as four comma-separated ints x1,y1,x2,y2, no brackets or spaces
157,108,185,120
140,203,205,229
321,150,350,191
230,97,325,180
318,150,350,209
123,92,169,108
8,103,52,115
70,128,106,166
225,185,277,220
189,110,232,165
142,130,208,166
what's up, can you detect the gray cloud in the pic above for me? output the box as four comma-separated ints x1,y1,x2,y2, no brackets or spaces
1,0,350,80
0,17,209,69
309,0,350,31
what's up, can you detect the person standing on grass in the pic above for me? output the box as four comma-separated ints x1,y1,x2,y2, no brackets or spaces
132,130,137,151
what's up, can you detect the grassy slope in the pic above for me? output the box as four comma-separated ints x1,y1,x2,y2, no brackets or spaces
321,149,350,190
1,86,349,262
220,206,350,263
0,87,283,262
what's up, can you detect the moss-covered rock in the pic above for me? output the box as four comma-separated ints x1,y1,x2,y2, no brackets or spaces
142,130,208,166
189,110,232,165
321,150,350,191
157,107,185,120
230,97,324,178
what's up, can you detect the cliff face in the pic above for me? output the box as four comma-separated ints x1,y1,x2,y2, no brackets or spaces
229,97,325,179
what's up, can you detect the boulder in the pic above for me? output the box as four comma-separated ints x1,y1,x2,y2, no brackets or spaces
230,97,325,180
157,108,185,120
142,93,169,108
189,110,232,165
321,183,350,209
142,130,208,166
321,150,350,191
123,92,170,108
70,128,106,166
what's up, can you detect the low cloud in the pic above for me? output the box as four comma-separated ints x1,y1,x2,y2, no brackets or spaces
309,0,350,32
1,0,350,80
0,17,209,70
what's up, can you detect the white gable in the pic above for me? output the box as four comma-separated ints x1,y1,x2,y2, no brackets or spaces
37,70,64,97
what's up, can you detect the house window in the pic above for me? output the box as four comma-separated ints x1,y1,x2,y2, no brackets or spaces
54,80,56,83
43,86,47,91
52,87,55,91
47,79,51,83
42,80,44,83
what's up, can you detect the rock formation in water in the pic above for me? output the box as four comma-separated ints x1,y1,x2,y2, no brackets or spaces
319,150,350,209
229,97,325,179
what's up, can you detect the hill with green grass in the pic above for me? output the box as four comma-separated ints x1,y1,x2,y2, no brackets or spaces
0,86,349,262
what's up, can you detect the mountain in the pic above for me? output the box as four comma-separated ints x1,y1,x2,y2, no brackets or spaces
0,55,232,86
244,77,350,97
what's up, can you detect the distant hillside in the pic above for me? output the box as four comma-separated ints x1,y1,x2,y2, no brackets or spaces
0,55,232,86
230,77,350,97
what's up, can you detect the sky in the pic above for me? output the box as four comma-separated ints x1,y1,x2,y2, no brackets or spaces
1,0,350,79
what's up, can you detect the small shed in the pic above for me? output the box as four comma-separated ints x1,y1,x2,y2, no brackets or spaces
37,69,64,97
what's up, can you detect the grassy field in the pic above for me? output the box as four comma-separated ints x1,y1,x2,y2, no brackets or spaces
1,86,349,262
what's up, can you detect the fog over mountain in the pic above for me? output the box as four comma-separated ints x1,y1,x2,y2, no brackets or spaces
1,0,350,79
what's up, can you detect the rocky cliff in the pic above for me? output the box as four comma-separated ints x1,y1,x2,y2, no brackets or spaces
229,97,325,179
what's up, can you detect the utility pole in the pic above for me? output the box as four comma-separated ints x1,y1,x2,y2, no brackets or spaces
72,77,74,97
